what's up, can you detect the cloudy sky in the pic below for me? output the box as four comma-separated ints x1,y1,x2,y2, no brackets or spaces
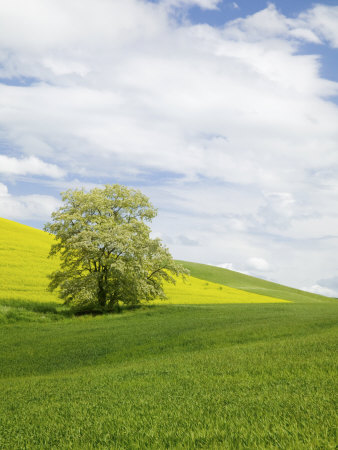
0,0,338,296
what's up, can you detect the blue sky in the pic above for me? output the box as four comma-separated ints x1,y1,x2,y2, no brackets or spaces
184,0,338,86
0,0,338,295
188,0,338,23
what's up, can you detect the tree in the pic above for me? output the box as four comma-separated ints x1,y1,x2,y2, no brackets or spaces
44,184,188,312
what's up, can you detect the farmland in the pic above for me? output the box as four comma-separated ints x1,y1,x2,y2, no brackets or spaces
0,217,337,448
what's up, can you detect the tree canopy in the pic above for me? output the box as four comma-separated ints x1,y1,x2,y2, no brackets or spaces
44,184,188,311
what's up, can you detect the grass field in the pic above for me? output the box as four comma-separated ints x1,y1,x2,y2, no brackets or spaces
0,303,337,449
0,217,337,448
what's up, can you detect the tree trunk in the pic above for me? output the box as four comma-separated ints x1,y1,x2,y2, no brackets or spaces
97,277,107,307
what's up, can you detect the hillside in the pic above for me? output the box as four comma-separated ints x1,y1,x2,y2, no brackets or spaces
0,217,337,448
0,217,60,303
178,260,330,303
0,217,330,308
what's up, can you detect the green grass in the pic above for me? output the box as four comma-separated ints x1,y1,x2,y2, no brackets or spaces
1,217,337,448
0,302,337,449
178,260,331,303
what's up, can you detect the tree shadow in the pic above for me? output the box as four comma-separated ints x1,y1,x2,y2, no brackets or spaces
72,301,158,316
0,297,73,318
0,297,161,323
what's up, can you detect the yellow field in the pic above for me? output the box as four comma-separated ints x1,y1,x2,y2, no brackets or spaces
0,218,60,303
0,217,289,305
157,276,290,304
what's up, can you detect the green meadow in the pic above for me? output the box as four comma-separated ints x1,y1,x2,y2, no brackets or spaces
0,217,337,448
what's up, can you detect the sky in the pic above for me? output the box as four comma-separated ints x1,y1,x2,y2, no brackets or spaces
0,0,338,296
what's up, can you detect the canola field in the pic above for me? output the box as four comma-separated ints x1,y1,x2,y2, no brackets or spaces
0,217,289,306
0,218,60,303
159,276,289,304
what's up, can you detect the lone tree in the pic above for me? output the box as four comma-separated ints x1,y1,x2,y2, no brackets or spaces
44,184,188,311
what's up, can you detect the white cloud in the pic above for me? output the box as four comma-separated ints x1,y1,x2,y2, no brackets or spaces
217,262,247,274
0,183,9,197
42,58,89,77
227,3,338,49
0,183,60,220
0,155,65,178
177,234,199,246
300,5,338,48
258,192,296,229
0,2,337,183
163,0,221,10
224,4,322,44
225,4,290,39
303,284,336,298
216,262,250,275
0,0,166,54
218,262,235,270
247,257,270,272
0,1,338,291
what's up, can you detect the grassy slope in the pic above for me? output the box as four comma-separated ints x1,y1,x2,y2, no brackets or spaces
178,260,330,303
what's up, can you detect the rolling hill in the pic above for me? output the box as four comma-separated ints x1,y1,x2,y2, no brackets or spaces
178,261,331,303
0,217,329,307
0,216,337,449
